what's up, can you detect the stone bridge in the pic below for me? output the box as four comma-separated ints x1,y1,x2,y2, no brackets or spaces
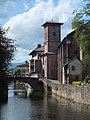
6,76,44,91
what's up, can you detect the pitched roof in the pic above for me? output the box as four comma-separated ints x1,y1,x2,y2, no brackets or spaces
63,57,82,67
58,30,75,48
41,52,56,56
29,45,44,55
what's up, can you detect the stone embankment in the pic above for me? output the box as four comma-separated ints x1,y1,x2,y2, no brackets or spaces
45,79,90,105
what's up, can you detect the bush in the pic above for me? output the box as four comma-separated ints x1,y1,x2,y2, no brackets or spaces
72,81,81,85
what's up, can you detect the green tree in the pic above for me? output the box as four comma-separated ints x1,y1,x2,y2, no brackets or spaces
0,27,15,102
13,67,26,76
72,0,90,63
0,27,15,77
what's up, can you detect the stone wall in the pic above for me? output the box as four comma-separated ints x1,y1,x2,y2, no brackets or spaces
45,79,90,105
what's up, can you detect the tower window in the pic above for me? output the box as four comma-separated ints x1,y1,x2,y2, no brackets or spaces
53,32,55,36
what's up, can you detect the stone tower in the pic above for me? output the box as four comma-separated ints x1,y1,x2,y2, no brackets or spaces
42,21,63,80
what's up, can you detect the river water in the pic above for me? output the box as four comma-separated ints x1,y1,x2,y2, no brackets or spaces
0,86,90,120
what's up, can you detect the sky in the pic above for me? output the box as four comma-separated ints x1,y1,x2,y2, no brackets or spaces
0,0,84,63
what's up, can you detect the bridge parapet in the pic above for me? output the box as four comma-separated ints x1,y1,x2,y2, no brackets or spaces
6,76,44,91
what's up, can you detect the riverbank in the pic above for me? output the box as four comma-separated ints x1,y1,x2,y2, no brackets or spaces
45,79,90,105
1,88,90,120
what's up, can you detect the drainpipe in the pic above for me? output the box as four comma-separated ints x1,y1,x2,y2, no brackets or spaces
62,66,65,84
66,39,71,62
66,39,71,84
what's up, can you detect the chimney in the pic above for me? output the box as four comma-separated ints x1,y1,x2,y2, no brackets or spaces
37,44,41,48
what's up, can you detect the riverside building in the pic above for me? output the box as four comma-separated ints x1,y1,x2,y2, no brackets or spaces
29,21,90,84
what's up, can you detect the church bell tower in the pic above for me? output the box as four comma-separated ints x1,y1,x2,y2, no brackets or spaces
42,21,63,79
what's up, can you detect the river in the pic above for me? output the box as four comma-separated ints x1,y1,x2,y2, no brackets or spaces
0,85,90,120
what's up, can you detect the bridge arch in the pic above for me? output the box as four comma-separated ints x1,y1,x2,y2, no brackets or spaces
7,77,44,91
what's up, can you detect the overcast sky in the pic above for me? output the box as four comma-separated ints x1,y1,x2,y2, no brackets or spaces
0,0,84,63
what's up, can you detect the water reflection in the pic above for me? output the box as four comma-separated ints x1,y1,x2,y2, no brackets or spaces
30,91,44,100
0,87,90,120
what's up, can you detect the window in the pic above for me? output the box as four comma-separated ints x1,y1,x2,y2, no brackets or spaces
53,32,55,36
71,66,75,71
75,75,79,80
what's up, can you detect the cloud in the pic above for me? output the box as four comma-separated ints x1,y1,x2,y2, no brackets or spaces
3,0,82,62
0,0,18,19
12,47,31,63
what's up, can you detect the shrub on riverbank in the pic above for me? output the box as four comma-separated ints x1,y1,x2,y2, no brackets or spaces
72,81,81,85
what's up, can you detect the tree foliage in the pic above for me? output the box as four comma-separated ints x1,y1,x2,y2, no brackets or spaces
13,67,26,76
0,27,15,77
72,0,90,63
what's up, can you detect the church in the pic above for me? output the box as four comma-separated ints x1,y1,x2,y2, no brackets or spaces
29,21,90,84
